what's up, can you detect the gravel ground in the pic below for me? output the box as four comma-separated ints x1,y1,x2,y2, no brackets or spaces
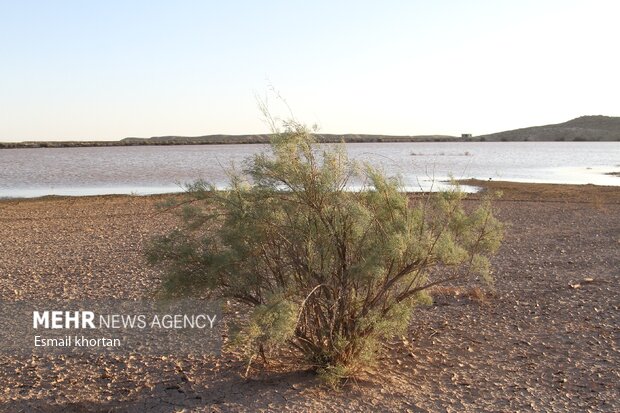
0,183,618,412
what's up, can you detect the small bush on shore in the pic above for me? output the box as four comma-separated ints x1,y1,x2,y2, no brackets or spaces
146,121,503,386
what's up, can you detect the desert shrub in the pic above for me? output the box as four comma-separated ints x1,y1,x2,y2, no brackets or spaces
146,121,503,385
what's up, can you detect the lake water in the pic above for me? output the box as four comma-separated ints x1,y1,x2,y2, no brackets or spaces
1,142,618,198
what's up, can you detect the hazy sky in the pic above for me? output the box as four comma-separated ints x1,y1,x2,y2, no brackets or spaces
1,0,618,141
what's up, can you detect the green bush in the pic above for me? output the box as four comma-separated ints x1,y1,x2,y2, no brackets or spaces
147,121,503,385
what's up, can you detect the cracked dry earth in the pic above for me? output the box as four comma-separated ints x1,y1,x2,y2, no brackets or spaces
0,186,618,412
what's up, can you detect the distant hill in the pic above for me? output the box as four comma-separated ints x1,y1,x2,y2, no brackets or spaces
0,134,457,149
478,116,620,142
1,116,618,149
121,134,455,145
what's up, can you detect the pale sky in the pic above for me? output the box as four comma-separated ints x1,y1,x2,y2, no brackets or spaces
1,0,618,141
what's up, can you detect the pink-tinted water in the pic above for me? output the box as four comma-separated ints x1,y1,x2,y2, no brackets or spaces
1,142,618,197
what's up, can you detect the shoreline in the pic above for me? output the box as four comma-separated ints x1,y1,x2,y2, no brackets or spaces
2,179,620,204
458,179,620,203
2,136,619,149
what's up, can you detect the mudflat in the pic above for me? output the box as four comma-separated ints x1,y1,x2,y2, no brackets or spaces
0,182,618,412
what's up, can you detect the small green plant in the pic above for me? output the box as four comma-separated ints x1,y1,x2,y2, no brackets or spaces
147,121,503,386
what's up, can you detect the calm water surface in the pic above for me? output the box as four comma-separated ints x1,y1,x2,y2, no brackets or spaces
0,142,618,197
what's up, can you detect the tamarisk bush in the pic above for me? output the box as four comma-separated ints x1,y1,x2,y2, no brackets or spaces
147,122,503,385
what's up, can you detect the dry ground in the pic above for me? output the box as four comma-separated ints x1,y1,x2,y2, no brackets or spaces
0,182,618,412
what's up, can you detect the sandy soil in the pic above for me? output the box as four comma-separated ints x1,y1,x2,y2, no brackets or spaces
0,182,618,412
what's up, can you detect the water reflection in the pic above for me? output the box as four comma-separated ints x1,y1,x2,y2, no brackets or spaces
0,142,618,198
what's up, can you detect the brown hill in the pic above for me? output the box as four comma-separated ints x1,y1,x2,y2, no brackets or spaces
479,115,620,141
1,116,618,149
